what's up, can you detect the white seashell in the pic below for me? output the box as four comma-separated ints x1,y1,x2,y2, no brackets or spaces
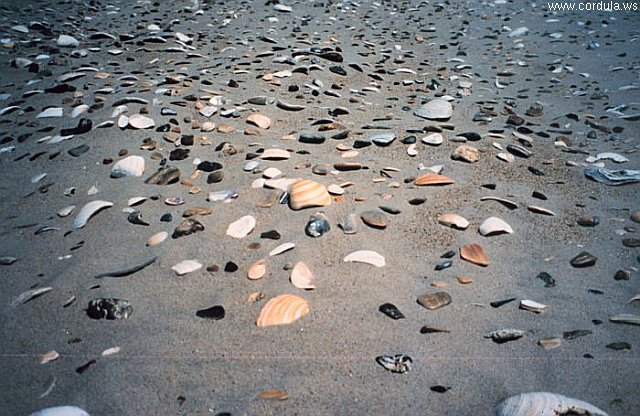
269,242,296,256
11,287,53,307
327,184,344,195
247,113,272,129
262,167,282,179
71,104,90,118
39,350,59,364
479,217,513,236
226,215,256,238
585,152,629,164
30,406,89,416
519,299,548,313
261,148,290,160
31,173,47,183
117,114,129,128
421,132,444,145
171,259,202,276
248,259,267,280
437,213,469,230
199,106,217,117
101,346,121,356
110,155,145,178
127,197,146,206
414,99,452,120
73,200,114,229
609,313,640,325
128,114,155,129
264,178,297,191
407,143,418,156
496,392,608,416
290,261,316,290
343,250,385,267
56,34,80,47
37,107,63,118
146,231,168,246
57,205,76,218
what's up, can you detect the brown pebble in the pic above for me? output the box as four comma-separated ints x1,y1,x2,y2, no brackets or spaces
456,275,473,284
102,157,113,164
631,210,640,224
118,149,128,157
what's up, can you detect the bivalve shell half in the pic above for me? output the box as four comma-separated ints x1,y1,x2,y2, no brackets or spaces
261,148,290,160
247,113,272,129
110,155,145,178
495,392,608,416
414,173,455,186
248,259,267,280
227,215,256,238
146,231,168,246
288,179,332,210
73,200,113,229
256,294,309,327
479,217,513,236
460,243,489,266
437,213,469,230
290,261,316,290
128,114,155,129
343,250,385,267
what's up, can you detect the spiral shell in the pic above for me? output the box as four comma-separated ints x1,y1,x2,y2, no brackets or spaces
495,392,608,416
288,179,332,210
256,294,309,327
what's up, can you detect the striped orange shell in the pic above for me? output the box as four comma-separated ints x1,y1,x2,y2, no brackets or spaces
414,173,455,186
288,179,332,210
256,294,309,327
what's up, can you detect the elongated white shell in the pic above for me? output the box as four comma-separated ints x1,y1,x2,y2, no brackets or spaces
343,250,385,267
171,259,202,276
496,392,608,416
146,231,168,247
73,200,113,229
29,406,90,416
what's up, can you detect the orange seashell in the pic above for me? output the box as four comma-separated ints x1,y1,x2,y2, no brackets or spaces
414,173,455,186
288,179,332,210
460,243,489,267
247,113,272,129
256,294,309,327
290,261,316,290
248,259,267,280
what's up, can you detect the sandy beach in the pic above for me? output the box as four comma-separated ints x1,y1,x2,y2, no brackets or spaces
1,0,639,414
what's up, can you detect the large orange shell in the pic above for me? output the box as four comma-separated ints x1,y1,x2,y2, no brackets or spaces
414,173,455,186
256,294,309,327
288,179,332,210
460,243,489,267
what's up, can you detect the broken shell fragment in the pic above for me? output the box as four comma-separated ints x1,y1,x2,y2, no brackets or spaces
290,261,316,290
261,148,290,160
256,294,309,327
171,259,202,276
437,213,469,230
343,250,385,267
417,292,452,310
146,231,168,246
73,200,114,229
414,99,452,120
376,354,412,373
609,313,640,326
227,215,256,238
414,173,455,186
495,392,608,416
247,113,272,129
288,179,332,210
519,299,548,313
128,114,155,129
110,155,145,178
479,217,513,236
460,243,489,266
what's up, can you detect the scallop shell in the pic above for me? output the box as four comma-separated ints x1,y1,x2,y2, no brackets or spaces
72,200,114,229
479,216,513,236
437,213,469,230
248,259,267,280
290,261,316,289
110,155,145,178
460,243,489,267
128,114,155,129
414,173,455,186
171,259,202,276
256,294,310,327
146,231,168,246
288,179,332,210
247,113,272,129
343,250,385,267
226,215,256,238
496,392,608,416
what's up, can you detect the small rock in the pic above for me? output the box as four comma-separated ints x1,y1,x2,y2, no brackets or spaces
570,252,597,268
417,292,452,310
451,144,479,163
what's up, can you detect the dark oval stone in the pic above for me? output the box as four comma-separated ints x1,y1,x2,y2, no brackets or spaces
169,148,190,161
622,238,640,248
506,144,532,158
536,272,556,287
430,385,451,393
570,252,597,268
207,171,224,184
577,216,599,227
160,213,173,222
198,161,222,172
299,133,325,144
68,144,90,157
402,135,417,144
606,342,631,351
456,132,481,142
260,230,281,240
379,303,405,320
329,66,347,76
196,305,225,320
614,269,631,281
353,139,372,149
435,260,452,271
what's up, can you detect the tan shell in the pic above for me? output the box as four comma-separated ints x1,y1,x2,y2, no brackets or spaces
111,155,145,178
496,392,608,416
414,173,455,186
247,113,272,129
261,148,290,160
248,259,267,280
256,294,310,327
290,261,316,290
146,231,168,246
288,179,332,210
479,217,513,236
226,215,256,238
343,250,385,267
128,114,155,129
460,243,489,266
437,213,469,230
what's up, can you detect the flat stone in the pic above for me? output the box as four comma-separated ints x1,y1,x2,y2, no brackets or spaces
570,251,597,268
360,210,387,229
417,292,452,310
451,144,479,163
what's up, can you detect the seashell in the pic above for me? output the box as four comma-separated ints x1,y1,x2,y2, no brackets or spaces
537,337,562,350
117,114,129,128
288,179,332,210
256,294,309,327
57,205,76,218
609,313,640,326
208,189,238,202
37,107,63,118
201,121,216,132
73,200,113,229
495,392,608,416
417,292,452,310
247,291,265,303
421,132,444,145
247,113,272,129
344,250,385,267
414,173,455,186
376,354,412,373
290,261,316,290
480,196,518,210
146,231,168,246
327,184,344,195
437,213,469,230
199,106,217,117
519,299,548,313
110,155,145,178
263,167,281,179
261,148,290,160
171,259,202,276
40,350,59,364
460,243,489,266
101,346,122,356
305,212,331,237
0,256,18,266
11,287,53,307
128,114,155,129
30,406,89,416
248,259,267,280
87,298,132,320
227,215,256,238
527,205,556,216
269,242,296,257
484,328,525,343
128,197,146,206
56,34,80,47
414,99,453,120
258,389,288,401
479,217,513,236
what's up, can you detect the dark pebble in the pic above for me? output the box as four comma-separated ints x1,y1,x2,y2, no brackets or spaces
435,260,452,271
378,303,405,320
506,144,532,158
606,342,631,351
402,135,417,144
536,272,556,287
622,238,640,248
563,329,592,340
207,171,224,184
224,262,238,272
68,144,90,157
430,386,451,393
570,252,597,268
76,359,97,374
614,269,631,281
408,197,426,205
160,213,173,222
198,161,222,172
528,166,545,176
299,133,325,144
577,216,599,227
490,298,516,308
329,66,347,76
61,118,92,136
172,219,204,238
532,190,547,200
196,305,225,320
260,230,281,240
441,251,456,259
169,148,190,161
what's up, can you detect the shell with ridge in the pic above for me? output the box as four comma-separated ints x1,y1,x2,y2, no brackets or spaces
256,294,310,327
414,173,455,186
495,392,608,416
288,179,332,210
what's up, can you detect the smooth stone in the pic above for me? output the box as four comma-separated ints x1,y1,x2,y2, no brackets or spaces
128,114,155,129
623,238,640,248
299,133,325,144
570,252,597,268
577,216,599,227
379,303,405,319
68,144,90,157
339,213,358,234
197,161,222,172
451,144,479,163
421,132,443,145
172,259,202,276
260,230,281,240
631,210,640,224
57,34,80,47
207,171,224,184
360,210,387,229
414,99,453,120
370,133,396,146
305,212,331,237
417,292,452,310
506,144,532,158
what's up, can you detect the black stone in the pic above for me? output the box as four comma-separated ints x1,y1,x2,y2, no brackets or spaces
224,261,238,272
563,329,592,340
160,213,173,222
570,252,597,268
196,305,225,320
68,144,90,157
329,66,347,76
430,386,451,393
490,298,516,308
260,230,281,240
353,140,372,149
299,133,325,144
536,272,556,287
198,161,223,172
169,148,190,161
207,171,224,184
435,260,452,271
379,303,405,320
61,118,92,136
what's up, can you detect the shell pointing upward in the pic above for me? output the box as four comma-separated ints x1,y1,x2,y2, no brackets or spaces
256,294,309,327
495,392,608,416
73,200,114,229
288,179,332,210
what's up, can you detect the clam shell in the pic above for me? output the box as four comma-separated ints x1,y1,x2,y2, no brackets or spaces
460,243,489,266
40,350,59,364
128,114,155,129
171,259,202,276
496,392,608,416
248,259,267,280
519,299,548,313
414,173,455,186
30,406,90,416
227,215,256,238
73,200,114,229
414,99,453,120
479,217,513,236
437,213,469,230
247,113,272,129
343,250,385,267
256,294,310,327
110,155,145,178
261,148,290,160
288,179,332,210
290,261,316,289
146,231,168,246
